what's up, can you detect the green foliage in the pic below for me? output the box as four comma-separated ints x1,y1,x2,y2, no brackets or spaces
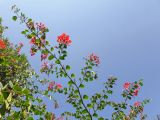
0,18,58,120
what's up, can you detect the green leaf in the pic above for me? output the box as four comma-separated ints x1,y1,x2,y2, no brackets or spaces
93,113,98,117
0,82,3,90
98,117,104,120
55,59,60,64
48,55,54,60
7,93,12,103
66,65,71,71
107,90,113,94
9,81,13,88
12,16,17,21
27,117,34,120
59,55,65,60
139,79,143,86
71,73,75,78
5,100,9,109
82,109,88,114
87,104,92,108
68,80,73,86
50,47,54,51
79,84,84,88
21,30,26,34
83,95,89,100
103,95,108,99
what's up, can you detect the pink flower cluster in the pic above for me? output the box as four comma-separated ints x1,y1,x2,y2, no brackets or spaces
41,54,48,61
36,22,46,32
57,33,72,46
48,81,62,91
123,82,140,96
89,53,100,65
134,101,141,107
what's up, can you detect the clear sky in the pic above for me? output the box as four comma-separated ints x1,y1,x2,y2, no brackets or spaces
1,0,160,119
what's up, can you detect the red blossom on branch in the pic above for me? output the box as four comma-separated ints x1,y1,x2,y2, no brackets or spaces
0,39,6,49
133,89,139,96
56,83,62,89
36,22,46,31
89,53,100,65
41,61,48,69
134,101,141,107
123,82,131,90
30,37,36,45
48,81,55,91
41,54,48,61
57,33,72,46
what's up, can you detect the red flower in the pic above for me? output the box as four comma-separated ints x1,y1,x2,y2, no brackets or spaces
123,82,131,90
57,33,72,46
36,22,46,31
134,101,141,107
89,53,100,65
48,81,55,90
56,83,62,89
0,39,6,49
41,54,48,61
133,89,139,96
30,37,36,45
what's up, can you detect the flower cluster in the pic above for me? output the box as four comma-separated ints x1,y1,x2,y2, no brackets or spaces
48,81,62,91
134,101,141,107
122,80,142,98
48,81,55,90
0,39,6,49
89,53,100,65
36,22,46,32
123,81,141,97
41,54,48,61
57,33,72,46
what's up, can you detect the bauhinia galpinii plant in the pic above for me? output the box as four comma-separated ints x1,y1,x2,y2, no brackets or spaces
11,5,150,120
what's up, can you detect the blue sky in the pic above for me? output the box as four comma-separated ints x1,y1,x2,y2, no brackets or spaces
1,0,160,119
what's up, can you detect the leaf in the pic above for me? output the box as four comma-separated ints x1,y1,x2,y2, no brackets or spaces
27,117,34,120
82,109,88,114
79,84,84,88
59,55,65,60
48,55,54,60
107,90,113,94
68,80,73,86
5,100,9,110
0,82,3,90
7,93,12,103
98,117,104,120
12,16,17,21
87,104,92,108
71,73,75,78
66,65,71,71
93,113,98,117
21,31,26,34
9,81,13,88
83,95,89,100
50,47,54,51
55,59,60,64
